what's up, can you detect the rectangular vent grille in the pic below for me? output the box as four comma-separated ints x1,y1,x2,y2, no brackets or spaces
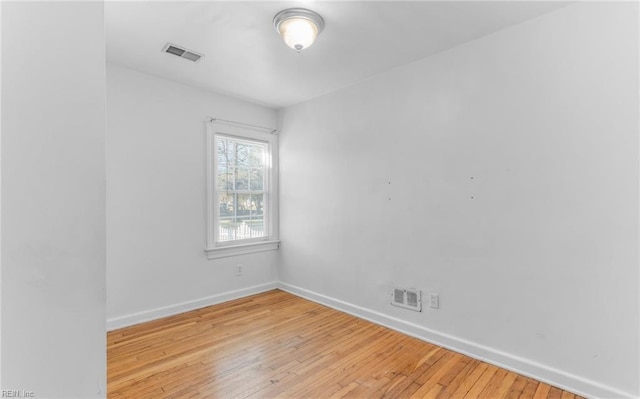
391,287,422,312
394,289,404,304
162,43,203,63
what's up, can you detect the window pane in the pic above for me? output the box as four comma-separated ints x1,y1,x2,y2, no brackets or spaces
218,139,234,165
217,140,226,165
249,146,263,167
237,194,251,217
219,220,266,242
250,168,264,190
215,134,270,243
248,218,264,238
219,217,236,241
219,193,235,217
217,193,266,242
234,167,249,190
251,193,264,216
217,165,232,191
235,143,250,167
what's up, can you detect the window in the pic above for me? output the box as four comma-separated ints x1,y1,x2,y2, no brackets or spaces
206,119,279,259
217,137,267,241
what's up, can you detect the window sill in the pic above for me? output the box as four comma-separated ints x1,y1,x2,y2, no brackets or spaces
205,240,280,259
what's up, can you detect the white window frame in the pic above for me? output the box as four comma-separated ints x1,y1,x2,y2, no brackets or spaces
205,118,279,259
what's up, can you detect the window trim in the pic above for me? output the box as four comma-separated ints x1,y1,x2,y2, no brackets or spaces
205,118,279,259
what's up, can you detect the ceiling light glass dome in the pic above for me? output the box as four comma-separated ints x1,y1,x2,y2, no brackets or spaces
273,8,325,52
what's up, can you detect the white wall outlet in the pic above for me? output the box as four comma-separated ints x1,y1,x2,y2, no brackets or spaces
429,294,439,309
236,264,243,276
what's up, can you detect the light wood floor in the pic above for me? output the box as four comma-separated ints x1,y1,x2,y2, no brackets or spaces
108,290,582,399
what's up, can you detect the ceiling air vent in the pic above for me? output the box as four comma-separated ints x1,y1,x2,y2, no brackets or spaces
162,43,204,63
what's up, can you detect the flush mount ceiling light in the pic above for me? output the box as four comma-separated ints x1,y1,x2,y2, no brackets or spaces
273,8,325,52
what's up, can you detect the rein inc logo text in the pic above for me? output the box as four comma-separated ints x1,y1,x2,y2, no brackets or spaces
1,390,34,398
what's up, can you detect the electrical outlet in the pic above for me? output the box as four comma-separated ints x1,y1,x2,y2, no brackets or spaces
429,294,439,309
236,264,243,276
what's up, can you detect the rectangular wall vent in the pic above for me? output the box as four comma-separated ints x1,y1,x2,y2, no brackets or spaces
162,43,204,63
391,287,422,312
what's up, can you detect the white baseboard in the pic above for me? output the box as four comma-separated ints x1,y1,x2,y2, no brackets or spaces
278,282,637,399
107,281,278,331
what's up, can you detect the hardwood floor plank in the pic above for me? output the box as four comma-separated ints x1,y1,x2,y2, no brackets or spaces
504,375,529,399
408,353,465,398
463,365,499,399
422,383,445,399
330,381,360,399
476,368,508,399
108,290,580,399
519,378,541,399
436,358,480,398
448,361,488,398
547,386,564,399
532,383,552,399
491,372,519,398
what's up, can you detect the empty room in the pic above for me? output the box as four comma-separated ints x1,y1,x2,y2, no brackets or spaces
1,1,638,398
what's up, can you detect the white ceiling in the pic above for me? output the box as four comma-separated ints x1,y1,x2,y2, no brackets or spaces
105,1,568,109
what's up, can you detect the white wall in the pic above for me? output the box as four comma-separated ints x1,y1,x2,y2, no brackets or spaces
1,2,106,397
279,3,639,398
0,0,4,386
106,64,279,328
